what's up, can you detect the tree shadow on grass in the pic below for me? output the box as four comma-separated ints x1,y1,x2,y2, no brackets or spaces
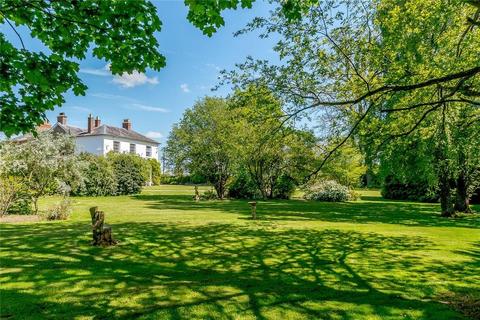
133,194,480,229
1,222,477,319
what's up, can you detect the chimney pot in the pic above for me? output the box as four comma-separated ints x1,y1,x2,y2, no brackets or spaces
94,116,101,128
122,119,131,131
57,113,67,125
87,114,94,133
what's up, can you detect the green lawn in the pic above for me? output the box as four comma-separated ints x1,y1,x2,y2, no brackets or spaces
1,185,479,320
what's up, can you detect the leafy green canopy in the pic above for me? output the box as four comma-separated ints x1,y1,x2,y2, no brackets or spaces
0,0,310,137
222,0,480,174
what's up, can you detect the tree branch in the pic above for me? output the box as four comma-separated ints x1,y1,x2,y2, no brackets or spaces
0,10,26,50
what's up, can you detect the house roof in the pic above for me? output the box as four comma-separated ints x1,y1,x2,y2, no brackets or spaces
76,124,159,145
12,123,159,145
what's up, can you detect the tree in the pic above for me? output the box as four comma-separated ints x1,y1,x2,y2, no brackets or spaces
230,86,317,199
0,0,310,137
0,132,81,213
222,0,480,214
165,97,237,199
223,0,479,173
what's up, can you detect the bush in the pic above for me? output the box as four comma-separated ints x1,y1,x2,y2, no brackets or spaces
43,197,71,220
6,196,33,215
200,189,218,200
381,176,439,202
228,171,259,199
0,176,30,215
273,175,296,199
304,180,357,202
107,153,145,195
72,154,117,196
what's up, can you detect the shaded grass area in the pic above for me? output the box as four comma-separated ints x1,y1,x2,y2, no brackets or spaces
1,186,479,319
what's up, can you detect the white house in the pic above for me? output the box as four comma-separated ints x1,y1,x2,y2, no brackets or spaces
17,112,159,160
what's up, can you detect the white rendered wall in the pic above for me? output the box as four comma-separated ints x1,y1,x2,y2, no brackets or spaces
102,136,159,160
75,136,104,156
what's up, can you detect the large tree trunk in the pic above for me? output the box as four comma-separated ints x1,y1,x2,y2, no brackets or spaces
454,170,471,213
454,151,471,213
439,179,455,217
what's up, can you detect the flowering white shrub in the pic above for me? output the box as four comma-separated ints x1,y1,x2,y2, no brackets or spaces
303,180,358,202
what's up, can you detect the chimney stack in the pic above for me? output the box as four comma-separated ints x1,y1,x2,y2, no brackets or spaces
122,119,131,131
38,119,52,131
87,114,94,133
94,116,101,128
57,112,67,125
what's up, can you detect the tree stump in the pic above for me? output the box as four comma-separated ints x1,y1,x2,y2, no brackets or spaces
90,207,117,246
248,201,257,220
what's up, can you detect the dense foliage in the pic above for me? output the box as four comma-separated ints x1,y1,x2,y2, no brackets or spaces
303,180,358,202
222,0,480,215
106,153,147,196
72,153,117,197
165,90,319,200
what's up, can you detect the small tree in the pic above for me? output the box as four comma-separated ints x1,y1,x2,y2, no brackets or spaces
165,97,237,199
0,132,81,214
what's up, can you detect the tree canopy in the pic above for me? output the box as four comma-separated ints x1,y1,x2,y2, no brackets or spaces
0,0,311,137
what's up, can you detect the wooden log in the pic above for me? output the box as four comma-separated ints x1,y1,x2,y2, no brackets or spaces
90,207,117,246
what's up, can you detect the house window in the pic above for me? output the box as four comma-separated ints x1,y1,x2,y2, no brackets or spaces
113,141,120,152
146,146,152,157
130,143,136,154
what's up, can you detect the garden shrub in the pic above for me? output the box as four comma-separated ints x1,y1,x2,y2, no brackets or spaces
6,195,33,215
382,176,439,202
107,153,145,195
72,154,117,196
273,175,296,199
304,180,357,202
43,197,72,220
228,171,259,199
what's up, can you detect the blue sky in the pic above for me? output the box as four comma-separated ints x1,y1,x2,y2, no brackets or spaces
2,1,278,145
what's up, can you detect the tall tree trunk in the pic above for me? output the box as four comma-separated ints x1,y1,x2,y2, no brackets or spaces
454,151,471,213
214,182,225,199
454,169,471,213
439,175,455,217
436,101,455,217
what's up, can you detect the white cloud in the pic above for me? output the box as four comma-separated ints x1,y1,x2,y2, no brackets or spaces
90,92,136,101
113,71,159,88
79,65,110,77
80,64,158,88
145,131,163,139
180,83,190,93
130,103,168,113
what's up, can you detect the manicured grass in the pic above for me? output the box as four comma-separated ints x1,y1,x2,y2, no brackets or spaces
1,185,479,319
